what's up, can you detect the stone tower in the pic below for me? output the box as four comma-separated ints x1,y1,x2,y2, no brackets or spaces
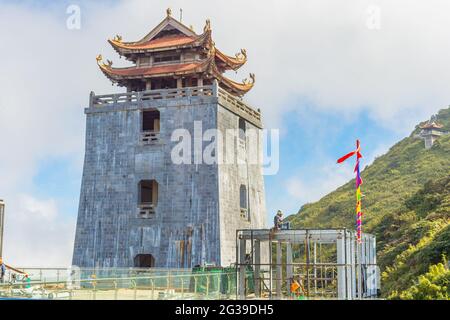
72,10,266,268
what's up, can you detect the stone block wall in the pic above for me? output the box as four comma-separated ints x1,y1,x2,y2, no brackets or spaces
73,93,266,268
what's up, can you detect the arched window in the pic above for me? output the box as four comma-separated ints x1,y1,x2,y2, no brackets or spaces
134,254,155,268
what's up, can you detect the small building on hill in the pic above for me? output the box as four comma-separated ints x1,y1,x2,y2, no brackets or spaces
418,118,447,149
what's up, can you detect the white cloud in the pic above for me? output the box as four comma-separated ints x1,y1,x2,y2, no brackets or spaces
1,0,450,265
16,195,58,221
286,163,354,205
3,195,76,267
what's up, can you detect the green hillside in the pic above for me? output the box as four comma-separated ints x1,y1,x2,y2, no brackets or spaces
288,107,450,298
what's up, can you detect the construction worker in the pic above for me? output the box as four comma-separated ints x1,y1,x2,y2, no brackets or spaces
0,258,5,283
23,274,31,289
290,279,301,298
90,274,97,289
273,210,283,230
290,277,306,300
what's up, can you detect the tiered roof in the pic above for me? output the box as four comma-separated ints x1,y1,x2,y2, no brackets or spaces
420,121,444,130
97,9,254,96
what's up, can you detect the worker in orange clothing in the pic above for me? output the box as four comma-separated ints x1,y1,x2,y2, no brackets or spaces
290,280,300,293
290,278,306,300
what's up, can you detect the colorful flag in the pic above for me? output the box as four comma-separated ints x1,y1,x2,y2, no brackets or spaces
337,140,363,243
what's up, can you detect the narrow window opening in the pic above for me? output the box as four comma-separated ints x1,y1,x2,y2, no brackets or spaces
240,184,249,220
141,110,160,144
138,180,158,218
238,118,246,148
142,110,160,131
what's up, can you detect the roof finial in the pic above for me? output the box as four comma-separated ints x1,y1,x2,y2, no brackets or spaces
204,19,211,32
249,73,256,84
235,48,247,61
166,7,172,17
243,73,255,85
96,54,113,68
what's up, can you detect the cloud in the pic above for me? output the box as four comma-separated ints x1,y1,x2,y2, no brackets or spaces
199,0,450,131
3,195,76,266
286,163,354,206
16,195,58,221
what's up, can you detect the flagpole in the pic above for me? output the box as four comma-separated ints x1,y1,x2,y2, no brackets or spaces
355,140,363,299
337,139,364,299
355,140,362,244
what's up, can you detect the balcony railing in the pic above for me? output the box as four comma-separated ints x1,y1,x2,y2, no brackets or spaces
240,208,248,220
89,83,262,128
90,86,215,107
217,87,261,124
141,131,160,145
138,203,155,218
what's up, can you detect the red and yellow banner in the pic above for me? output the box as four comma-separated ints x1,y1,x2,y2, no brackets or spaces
337,140,363,243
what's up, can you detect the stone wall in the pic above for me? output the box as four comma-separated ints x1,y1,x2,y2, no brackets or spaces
217,106,267,266
73,92,266,268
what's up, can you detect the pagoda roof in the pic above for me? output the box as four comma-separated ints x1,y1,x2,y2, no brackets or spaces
135,11,197,43
109,33,245,71
214,48,247,71
96,9,253,96
97,54,254,96
217,73,255,94
108,13,246,71
420,121,444,129
110,34,198,50
98,60,209,79
108,13,208,56
109,31,211,54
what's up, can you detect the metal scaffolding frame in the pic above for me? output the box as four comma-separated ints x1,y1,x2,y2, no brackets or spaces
236,228,378,300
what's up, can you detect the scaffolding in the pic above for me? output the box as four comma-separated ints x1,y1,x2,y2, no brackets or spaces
236,228,379,300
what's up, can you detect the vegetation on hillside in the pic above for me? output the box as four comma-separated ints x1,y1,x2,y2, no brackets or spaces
288,107,450,298
390,260,450,300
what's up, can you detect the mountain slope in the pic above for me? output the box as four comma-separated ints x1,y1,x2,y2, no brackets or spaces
288,107,450,297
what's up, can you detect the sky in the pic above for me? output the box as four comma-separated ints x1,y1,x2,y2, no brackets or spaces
1,0,450,266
